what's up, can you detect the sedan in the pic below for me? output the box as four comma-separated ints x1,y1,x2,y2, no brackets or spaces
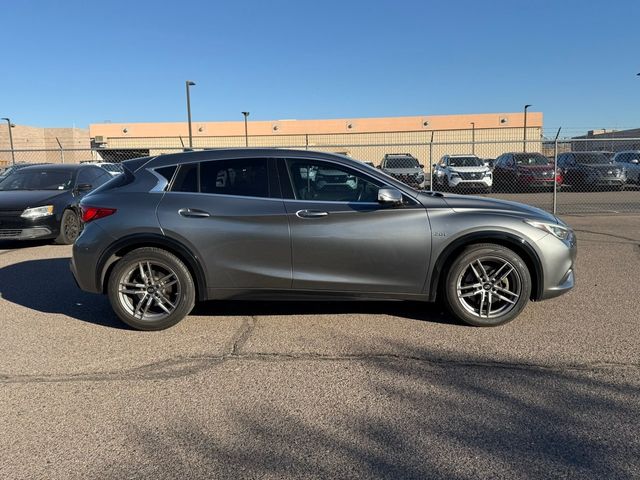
0,164,113,244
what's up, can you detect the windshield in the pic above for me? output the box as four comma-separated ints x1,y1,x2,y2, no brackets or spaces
448,157,483,167
573,153,612,165
385,157,419,168
0,170,74,191
513,154,550,166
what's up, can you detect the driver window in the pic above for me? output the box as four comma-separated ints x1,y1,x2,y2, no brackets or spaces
285,159,383,202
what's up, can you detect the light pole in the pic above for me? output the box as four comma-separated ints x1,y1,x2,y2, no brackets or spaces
523,104,532,152
470,121,475,155
1,118,16,165
185,81,196,149
242,111,250,147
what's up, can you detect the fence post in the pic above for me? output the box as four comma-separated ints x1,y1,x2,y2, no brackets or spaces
55,137,65,164
305,134,309,150
428,131,434,192
553,127,561,215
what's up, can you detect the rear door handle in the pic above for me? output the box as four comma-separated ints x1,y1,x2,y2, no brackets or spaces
296,209,329,219
178,208,211,218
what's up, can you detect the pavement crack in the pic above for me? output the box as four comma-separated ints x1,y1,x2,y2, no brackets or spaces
1,351,639,385
228,316,257,356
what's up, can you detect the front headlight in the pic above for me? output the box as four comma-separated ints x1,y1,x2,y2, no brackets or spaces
21,205,54,219
525,220,573,241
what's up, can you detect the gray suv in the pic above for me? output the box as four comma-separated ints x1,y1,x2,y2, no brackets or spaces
379,153,427,188
71,149,576,330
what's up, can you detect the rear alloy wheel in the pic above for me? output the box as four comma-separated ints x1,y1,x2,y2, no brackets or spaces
107,247,195,330
54,209,81,245
444,243,531,327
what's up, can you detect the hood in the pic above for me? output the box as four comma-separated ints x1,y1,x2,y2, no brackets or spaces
516,164,554,173
0,190,68,210
441,193,558,223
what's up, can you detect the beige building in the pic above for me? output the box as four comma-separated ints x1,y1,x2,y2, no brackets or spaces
2,112,543,167
89,112,543,165
0,125,90,166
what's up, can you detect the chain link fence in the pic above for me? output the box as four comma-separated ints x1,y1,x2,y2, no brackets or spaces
1,132,639,215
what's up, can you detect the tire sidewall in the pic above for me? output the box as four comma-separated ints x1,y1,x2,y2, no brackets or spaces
107,248,196,330
444,244,532,327
55,209,81,245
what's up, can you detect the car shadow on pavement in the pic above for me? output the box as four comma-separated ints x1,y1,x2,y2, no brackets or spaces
0,239,53,250
0,257,128,329
0,257,459,329
192,300,460,326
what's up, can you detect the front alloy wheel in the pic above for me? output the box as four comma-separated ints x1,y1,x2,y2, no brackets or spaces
444,244,531,326
107,247,195,330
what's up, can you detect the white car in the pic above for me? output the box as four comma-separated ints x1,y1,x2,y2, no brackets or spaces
81,161,124,177
433,155,492,192
612,151,640,184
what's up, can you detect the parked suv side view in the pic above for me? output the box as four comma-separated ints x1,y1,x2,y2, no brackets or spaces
379,153,427,189
433,155,492,192
72,149,576,331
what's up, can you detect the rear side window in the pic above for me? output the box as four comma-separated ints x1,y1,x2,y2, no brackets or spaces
155,165,177,183
172,163,199,192
200,158,268,198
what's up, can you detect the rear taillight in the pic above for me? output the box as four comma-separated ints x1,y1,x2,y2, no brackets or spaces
81,206,117,223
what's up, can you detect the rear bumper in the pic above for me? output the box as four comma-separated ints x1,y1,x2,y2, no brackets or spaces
71,222,113,294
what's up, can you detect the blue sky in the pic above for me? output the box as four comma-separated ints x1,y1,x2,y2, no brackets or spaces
1,0,639,135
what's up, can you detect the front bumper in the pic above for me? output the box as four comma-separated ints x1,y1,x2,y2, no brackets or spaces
0,213,59,240
590,177,625,186
389,173,427,188
538,232,578,301
449,177,492,188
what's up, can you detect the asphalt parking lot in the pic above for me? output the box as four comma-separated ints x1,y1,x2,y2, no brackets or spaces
1,215,639,479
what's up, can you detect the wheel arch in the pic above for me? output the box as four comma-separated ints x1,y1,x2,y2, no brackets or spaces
429,231,544,302
97,233,207,301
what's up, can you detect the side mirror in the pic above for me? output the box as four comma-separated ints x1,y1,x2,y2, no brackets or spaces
377,187,403,206
75,183,92,193
419,164,424,168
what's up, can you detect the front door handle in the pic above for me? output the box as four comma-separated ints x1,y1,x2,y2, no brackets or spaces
296,209,329,219
178,208,211,218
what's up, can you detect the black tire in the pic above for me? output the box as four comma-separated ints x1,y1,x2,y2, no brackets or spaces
54,209,82,245
443,243,531,327
107,247,196,330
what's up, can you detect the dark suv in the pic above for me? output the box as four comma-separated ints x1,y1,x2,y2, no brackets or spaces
72,149,576,330
557,152,626,190
379,153,427,188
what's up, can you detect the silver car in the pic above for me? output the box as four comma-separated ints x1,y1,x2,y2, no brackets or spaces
71,149,576,330
612,151,640,184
